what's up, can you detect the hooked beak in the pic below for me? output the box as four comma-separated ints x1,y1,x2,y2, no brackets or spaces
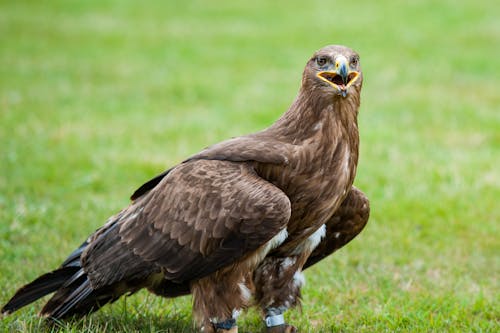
317,55,360,97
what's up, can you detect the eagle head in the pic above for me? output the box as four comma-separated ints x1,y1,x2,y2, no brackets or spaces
303,45,362,98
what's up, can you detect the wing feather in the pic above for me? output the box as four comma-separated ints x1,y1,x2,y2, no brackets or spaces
83,159,291,288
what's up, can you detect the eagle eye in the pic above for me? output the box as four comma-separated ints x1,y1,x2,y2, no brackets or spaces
316,57,327,67
350,56,359,67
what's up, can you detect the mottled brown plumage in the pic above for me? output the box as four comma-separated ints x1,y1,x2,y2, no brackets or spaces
1,45,369,333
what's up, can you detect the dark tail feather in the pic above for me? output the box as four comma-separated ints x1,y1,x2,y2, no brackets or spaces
2,240,115,319
41,277,93,318
1,266,79,315
40,270,118,319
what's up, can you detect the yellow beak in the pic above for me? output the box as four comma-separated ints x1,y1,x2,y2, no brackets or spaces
316,55,360,97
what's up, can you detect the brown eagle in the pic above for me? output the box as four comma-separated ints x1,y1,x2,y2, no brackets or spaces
1,45,369,333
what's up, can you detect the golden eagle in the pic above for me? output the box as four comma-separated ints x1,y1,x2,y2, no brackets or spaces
2,45,370,333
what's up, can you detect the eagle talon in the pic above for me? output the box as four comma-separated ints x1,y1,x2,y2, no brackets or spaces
216,327,238,333
266,324,298,333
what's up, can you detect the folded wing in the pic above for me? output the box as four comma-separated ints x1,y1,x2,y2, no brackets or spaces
82,159,291,289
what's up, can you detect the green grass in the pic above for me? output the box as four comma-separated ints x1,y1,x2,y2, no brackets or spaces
1,0,498,332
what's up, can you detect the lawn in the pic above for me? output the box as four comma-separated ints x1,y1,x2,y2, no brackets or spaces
0,0,498,332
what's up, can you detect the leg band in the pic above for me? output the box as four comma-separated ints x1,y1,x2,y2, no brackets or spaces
214,318,237,330
265,313,285,327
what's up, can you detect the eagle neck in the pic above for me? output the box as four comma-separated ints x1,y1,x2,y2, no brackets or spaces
269,87,360,150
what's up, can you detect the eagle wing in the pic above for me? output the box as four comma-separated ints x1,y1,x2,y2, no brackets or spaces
82,159,291,289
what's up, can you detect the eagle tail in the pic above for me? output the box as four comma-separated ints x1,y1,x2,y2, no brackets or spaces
1,267,115,320
39,270,114,319
2,241,116,319
1,266,79,315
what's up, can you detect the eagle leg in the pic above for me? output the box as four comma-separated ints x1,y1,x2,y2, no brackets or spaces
191,266,253,333
254,255,305,312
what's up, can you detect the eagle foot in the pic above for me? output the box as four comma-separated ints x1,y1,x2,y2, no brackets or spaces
215,327,238,333
266,324,298,333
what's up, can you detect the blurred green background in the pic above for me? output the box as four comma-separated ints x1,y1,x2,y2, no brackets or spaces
1,0,498,332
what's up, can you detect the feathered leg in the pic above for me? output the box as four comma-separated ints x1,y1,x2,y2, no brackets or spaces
254,186,369,333
254,254,303,333
190,267,252,333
